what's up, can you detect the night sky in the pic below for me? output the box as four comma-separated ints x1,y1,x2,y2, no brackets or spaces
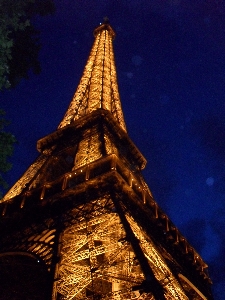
1,1,225,298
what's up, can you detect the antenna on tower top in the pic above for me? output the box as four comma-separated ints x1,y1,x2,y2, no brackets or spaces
103,16,109,24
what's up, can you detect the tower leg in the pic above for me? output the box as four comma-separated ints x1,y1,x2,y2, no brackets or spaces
112,192,166,300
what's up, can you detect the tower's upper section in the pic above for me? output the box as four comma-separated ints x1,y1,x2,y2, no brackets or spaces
58,21,127,132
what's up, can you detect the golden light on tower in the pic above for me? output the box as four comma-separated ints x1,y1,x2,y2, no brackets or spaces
58,23,126,132
0,20,213,300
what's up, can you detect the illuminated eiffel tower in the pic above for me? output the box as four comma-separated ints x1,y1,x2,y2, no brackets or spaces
0,20,213,300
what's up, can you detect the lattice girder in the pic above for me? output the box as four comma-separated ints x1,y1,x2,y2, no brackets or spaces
0,21,213,300
58,23,126,132
0,141,211,299
50,193,193,300
1,110,146,204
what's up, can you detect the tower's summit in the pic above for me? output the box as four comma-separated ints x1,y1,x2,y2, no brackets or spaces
58,22,126,132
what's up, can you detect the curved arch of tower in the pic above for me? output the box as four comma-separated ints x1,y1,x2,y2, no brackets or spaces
0,21,213,300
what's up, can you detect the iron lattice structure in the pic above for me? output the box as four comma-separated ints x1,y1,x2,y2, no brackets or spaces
0,22,213,300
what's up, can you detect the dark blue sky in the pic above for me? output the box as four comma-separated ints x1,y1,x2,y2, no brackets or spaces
1,1,225,298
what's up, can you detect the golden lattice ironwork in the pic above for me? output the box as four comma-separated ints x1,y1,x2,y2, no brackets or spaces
126,214,189,299
1,154,48,202
74,128,102,170
0,21,213,300
55,211,145,299
52,196,189,299
58,23,126,132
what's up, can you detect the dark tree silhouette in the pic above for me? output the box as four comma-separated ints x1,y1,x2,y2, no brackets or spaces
0,0,55,89
0,0,55,196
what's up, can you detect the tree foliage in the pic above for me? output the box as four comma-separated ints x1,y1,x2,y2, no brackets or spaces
0,0,55,89
0,0,55,196
0,110,16,197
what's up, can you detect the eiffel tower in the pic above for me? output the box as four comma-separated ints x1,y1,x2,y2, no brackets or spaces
0,21,213,300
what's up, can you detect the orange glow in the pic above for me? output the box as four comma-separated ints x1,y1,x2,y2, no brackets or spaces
58,24,126,132
1,22,211,300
